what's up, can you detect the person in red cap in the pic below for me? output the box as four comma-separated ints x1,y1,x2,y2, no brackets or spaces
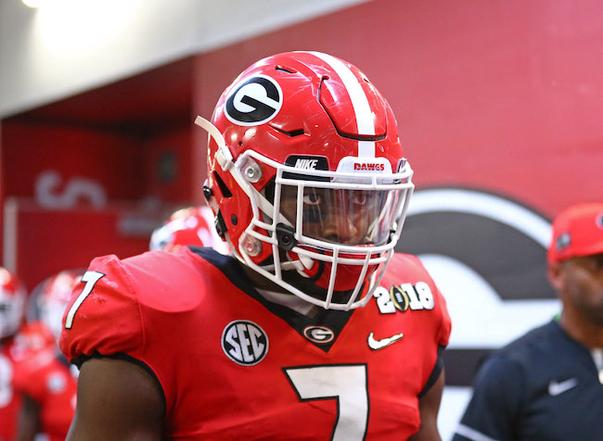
453,202,603,441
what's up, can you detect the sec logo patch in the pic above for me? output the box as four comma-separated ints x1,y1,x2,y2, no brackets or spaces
222,320,269,366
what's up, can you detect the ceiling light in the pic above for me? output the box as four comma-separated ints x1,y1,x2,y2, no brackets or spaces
22,0,44,8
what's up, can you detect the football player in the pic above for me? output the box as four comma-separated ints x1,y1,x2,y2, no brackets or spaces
149,205,229,254
0,267,27,441
14,270,81,441
61,51,451,440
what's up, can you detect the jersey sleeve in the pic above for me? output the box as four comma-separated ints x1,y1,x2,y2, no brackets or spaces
59,255,144,366
433,282,451,348
452,354,525,441
390,254,452,395
422,272,451,395
409,254,452,348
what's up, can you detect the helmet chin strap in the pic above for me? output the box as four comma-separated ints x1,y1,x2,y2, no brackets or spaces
195,116,233,171
196,115,293,229
196,115,314,289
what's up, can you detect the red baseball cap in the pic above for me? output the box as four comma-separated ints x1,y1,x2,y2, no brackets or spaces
548,202,603,264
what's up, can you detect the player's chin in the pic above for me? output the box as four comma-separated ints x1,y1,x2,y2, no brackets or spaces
282,269,368,304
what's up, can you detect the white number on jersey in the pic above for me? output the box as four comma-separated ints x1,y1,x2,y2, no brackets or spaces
373,286,397,314
285,364,368,441
64,271,104,329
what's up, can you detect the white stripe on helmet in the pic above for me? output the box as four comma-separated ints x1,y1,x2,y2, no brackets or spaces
308,51,376,158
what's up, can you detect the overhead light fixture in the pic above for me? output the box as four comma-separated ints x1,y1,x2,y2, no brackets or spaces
22,0,44,8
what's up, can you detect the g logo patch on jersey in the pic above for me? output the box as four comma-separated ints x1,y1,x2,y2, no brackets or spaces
303,326,335,344
373,282,435,314
222,320,269,366
225,75,282,126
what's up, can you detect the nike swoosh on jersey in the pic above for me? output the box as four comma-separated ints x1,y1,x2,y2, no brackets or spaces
548,377,578,396
367,331,404,350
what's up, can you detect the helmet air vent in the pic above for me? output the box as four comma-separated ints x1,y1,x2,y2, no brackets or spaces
275,65,297,74
270,124,305,137
212,171,232,198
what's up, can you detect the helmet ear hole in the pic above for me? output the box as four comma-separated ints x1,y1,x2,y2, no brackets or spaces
202,185,213,202
212,171,232,198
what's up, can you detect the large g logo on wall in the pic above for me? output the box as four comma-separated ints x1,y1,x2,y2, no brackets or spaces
225,75,283,126
399,187,559,386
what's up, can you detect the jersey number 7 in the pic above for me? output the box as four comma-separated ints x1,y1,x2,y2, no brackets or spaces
285,364,369,441
64,271,105,329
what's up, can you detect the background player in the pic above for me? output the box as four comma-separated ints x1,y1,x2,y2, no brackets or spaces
149,205,229,254
14,269,81,441
61,51,451,440
0,267,28,441
454,202,603,441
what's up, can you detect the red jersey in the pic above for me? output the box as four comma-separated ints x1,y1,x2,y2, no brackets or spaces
0,339,20,441
13,346,77,441
0,323,54,441
61,248,451,440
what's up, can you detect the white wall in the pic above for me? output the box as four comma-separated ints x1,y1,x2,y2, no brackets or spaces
0,0,367,118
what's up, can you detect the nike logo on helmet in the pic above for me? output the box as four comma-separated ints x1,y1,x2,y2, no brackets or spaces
294,158,319,170
548,378,578,396
367,331,404,350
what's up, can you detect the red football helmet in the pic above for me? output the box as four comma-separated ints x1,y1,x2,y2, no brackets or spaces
149,206,229,254
35,269,83,342
196,51,414,310
0,267,26,339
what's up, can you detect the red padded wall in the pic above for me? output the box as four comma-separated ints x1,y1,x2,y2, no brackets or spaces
193,0,603,217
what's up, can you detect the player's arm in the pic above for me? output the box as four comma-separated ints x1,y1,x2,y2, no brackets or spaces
408,368,445,441
66,357,164,441
15,394,39,441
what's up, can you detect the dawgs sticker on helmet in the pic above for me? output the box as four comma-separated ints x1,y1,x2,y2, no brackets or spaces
225,75,283,126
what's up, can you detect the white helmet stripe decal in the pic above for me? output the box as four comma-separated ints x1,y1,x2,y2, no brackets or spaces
309,51,376,158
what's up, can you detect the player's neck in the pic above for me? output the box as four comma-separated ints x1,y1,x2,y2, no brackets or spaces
241,264,287,293
560,309,603,349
